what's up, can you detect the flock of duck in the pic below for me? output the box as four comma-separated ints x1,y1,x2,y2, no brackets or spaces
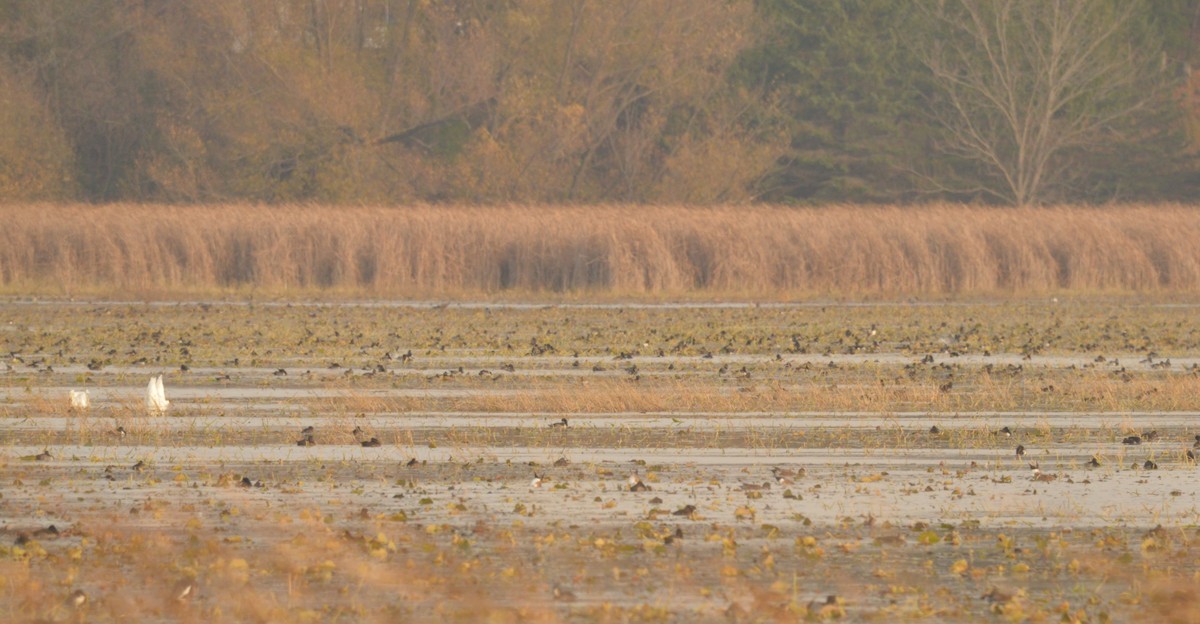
63,377,1194,475
35,370,1197,616
987,425,1194,480
293,425,381,448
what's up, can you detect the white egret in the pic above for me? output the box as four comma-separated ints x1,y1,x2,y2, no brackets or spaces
146,375,169,415
69,390,90,410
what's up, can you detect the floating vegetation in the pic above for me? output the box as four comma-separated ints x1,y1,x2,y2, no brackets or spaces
2,298,1200,621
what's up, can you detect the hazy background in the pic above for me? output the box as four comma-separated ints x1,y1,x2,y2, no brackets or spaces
3,0,1199,207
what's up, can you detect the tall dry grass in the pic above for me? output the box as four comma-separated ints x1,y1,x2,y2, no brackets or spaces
1,203,1198,296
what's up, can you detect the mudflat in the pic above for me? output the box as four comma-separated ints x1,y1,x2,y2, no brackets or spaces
2,299,1199,622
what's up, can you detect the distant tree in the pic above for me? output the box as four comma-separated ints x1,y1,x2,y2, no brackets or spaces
489,0,773,203
0,67,75,200
919,0,1184,205
1,1,162,200
732,0,929,202
3,0,1195,204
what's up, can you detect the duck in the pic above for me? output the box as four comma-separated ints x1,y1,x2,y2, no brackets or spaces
65,589,87,609
552,584,576,602
672,504,697,517
1029,462,1056,482
981,587,1018,603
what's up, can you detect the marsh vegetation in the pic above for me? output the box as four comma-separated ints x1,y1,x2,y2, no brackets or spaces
4,204,1200,297
3,299,1200,621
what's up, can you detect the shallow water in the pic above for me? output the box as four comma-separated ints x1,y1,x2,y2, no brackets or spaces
8,296,1200,309
4,298,1200,622
0,385,523,401
5,442,1195,531
10,351,1200,375
5,411,1199,431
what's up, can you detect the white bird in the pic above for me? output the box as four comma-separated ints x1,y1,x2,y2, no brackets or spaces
146,375,169,415
69,390,90,410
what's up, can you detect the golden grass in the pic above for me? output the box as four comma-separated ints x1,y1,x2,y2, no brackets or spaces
8,372,1200,422
2,203,1199,297
0,504,559,623
2,468,1189,622
346,374,1200,414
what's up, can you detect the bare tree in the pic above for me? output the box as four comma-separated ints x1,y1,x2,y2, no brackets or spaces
920,0,1172,205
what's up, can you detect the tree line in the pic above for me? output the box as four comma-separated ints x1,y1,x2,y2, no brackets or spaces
1,0,1198,206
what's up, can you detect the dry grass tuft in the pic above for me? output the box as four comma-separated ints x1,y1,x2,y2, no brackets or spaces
2,203,1199,296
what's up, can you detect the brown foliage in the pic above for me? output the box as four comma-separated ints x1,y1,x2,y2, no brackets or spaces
1,203,1198,297
0,1,767,204
0,68,75,200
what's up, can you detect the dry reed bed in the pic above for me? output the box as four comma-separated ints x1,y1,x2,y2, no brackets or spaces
314,374,1200,414
0,376,1185,420
0,374,1174,418
2,203,1199,295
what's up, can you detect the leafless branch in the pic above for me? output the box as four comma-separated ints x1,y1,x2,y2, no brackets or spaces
918,0,1169,205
